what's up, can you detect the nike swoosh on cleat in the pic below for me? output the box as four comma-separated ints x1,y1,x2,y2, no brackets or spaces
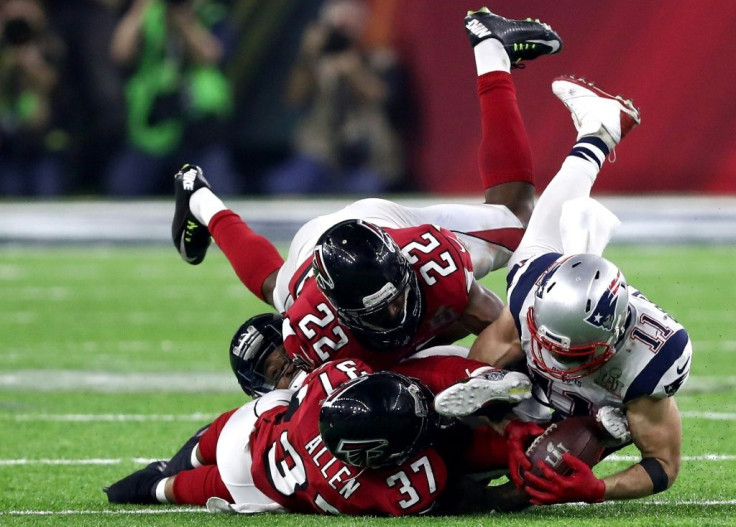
179,237,197,263
527,39,561,53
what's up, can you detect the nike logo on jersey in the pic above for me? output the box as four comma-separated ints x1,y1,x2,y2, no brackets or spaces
466,19,492,39
527,39,561,53
676,356,691,375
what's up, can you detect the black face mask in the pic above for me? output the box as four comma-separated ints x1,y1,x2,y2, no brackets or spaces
340,278,424,352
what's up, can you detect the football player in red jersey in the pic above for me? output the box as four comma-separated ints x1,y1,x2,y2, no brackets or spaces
105,355,531,514
170,8,563,369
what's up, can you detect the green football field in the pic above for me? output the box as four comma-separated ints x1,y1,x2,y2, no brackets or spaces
1,244,735,526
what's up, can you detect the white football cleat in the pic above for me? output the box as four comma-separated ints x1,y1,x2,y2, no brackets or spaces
551,76,641,149
596,405,632,447
434,370,532,417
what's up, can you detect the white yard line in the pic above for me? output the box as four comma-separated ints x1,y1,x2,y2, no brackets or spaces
605,454,736,462
0,371,235,393
3,508,206,515
680,411,736,420
566,499,736,507
6,413,218,422
3,500,736,516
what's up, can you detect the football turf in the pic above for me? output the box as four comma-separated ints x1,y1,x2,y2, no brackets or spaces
1,245,734,526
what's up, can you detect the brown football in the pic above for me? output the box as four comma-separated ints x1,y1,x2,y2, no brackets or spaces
524,416,605,477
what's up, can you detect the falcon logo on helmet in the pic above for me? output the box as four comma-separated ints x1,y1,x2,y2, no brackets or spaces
335,438,390,468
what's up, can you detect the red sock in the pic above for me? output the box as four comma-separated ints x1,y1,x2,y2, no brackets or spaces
209,211,284,302
477,72,534,189
172,465,233,505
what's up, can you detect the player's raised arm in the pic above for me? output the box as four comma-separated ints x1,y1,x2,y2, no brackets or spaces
457,279,505,335
469,306,525,369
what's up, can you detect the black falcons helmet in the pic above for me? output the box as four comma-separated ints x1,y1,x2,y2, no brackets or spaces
229,313,289,397
319,372,436,469
312,219,423,350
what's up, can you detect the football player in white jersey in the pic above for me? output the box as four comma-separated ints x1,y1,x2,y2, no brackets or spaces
436,76,692,505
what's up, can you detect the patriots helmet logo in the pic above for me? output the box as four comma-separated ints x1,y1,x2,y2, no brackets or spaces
335,438,389,467
585,271,623,330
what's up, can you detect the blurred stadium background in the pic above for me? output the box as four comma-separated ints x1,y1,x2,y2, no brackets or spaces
1,0,735,198
2,0,735,242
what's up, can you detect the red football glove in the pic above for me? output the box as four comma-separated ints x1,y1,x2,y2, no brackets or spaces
523,453,606,505
505,420,546,489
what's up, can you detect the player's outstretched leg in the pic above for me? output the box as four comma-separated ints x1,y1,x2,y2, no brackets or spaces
466,7,561,226
171,163,283,306
510,79,641,266
172,164,212,265
104,461,168,504
434,370,531,417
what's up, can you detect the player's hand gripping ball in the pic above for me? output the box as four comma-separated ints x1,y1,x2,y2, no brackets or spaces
521,416,608,504
523,416,605,477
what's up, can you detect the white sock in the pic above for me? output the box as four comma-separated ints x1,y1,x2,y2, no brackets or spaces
190,445,203,469
189,188,227,227
154,478,170,504
474,38,510,75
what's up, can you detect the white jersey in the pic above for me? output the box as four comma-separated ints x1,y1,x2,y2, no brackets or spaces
273,198,523,312
507,252,692,417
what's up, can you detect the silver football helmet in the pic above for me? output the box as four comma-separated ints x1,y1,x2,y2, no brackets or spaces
527,254,629,380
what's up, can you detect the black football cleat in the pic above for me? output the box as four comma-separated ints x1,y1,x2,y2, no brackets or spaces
104,461,168,504
172,164,211,265
465,7,562,67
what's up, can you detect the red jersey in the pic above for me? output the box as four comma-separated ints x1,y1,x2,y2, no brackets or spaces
249,359,448,515
282,224,474,370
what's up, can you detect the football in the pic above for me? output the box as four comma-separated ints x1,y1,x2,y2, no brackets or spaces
524,416,605,477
